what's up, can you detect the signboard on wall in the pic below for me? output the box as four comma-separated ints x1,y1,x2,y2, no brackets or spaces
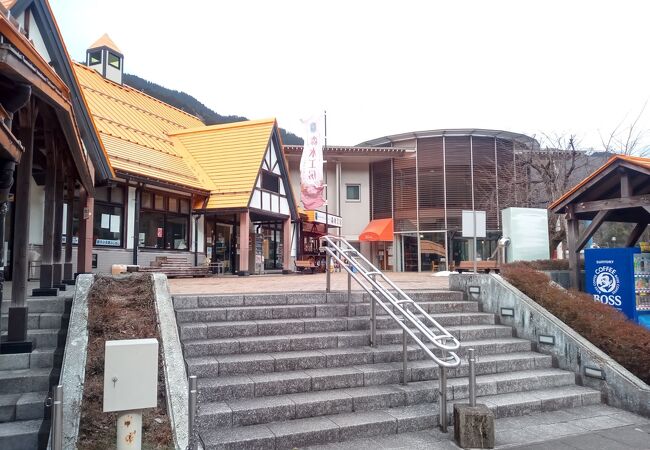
307,210,343,228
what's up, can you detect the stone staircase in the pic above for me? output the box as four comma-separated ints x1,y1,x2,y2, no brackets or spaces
173,290,602,450
0,294,71,450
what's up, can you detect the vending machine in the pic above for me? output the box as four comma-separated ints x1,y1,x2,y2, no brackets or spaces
584,247,650,330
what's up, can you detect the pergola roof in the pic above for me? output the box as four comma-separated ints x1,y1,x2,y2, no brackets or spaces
550,155,650,223
359,128,539,149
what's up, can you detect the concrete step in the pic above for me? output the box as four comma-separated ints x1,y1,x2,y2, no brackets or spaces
197,354,556,402
1,313,69,331
0,296,72,314
0,391,48,423
175,302,483,324
179,311,495,341
173,291,465,310
181,325,524,358
0,368,56,395
198,385,601,449
186,333,543,377
0,348,61,371
0,419,44,450
1,329,66,350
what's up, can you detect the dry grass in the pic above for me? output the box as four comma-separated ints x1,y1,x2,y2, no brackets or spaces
501,262,650,384
77,273,173,450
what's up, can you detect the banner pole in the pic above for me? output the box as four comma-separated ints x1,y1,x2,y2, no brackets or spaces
324,110,328,236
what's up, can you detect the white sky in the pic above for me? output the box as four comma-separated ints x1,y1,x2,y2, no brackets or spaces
51,0,650,150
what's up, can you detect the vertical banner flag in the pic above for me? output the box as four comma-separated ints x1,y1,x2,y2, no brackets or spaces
300,115,325,209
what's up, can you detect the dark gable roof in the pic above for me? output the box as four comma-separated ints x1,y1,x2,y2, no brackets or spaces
9,0,114,181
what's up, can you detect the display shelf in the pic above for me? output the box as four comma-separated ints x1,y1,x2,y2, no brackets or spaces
634,273,650,277
635,288,650,293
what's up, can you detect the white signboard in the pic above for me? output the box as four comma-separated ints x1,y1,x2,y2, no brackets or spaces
313,210,343,228
462,210,486,238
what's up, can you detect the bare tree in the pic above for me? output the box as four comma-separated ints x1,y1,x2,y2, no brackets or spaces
599,102,649,156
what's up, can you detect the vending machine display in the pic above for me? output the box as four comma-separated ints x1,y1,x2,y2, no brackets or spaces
585,247,650,330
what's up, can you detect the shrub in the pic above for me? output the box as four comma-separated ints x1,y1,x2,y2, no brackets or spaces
501,262,650,384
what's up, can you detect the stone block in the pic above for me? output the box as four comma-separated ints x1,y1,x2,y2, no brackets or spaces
198,295,244,308
250,371,312,397
453,403,495,449
269,416,340,448
288,292,326,304
303,318,347,333
386,404,437,433
186,356,219,377
330,410,397,440
229,396,295,426
201,424,275,450
244,294,286,306
306,367,364,391
172,295,198,309
207,321,258,339
337,332,370,348
289,390,353,419
272,351,326,371
226,306,272,321
216,354,275,375
199,376,254,402
290,334,338,351
315,304,347,317
238,336,290,354
196,402,232,428
256,319,304,336
179,323,207,341
347,385,405,411
320,347,372,367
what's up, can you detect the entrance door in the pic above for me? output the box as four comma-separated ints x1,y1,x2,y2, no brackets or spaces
402,234,419,272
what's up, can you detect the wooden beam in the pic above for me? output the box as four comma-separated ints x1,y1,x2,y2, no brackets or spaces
576,210,608,252
626,222,648,247
620,170,631,198
575,194,650,213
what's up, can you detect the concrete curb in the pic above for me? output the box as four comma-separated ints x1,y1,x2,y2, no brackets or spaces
59,273,94,450
450,273,650,418
153,273,189,450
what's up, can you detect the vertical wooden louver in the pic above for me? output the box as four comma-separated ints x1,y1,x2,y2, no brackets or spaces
443,136,472,230
370,160,392,220
417,137,445,231
392,155,417,232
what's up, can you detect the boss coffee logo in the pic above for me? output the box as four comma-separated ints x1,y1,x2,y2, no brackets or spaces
592,262,621,306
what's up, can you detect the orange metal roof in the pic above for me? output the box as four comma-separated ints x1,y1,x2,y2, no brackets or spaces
89,33,122,54
169,119,277,209
549,154,650,210
73,62,215,191
359,218,394,241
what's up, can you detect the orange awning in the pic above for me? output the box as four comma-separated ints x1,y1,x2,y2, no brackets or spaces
359,219,394,242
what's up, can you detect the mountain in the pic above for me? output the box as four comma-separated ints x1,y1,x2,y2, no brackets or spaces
122,73,304,145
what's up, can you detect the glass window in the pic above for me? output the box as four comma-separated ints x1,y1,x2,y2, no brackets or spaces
262,171,280,193
139,211,165,249
166,215,188,250
180,198,190,214
93,203,123,247
141,192,152,209
95,186,109,202
88,51,101,65
168,197,178,213
111,186,124,204
346,184,361,201
108,52,121,69
154,195,164,210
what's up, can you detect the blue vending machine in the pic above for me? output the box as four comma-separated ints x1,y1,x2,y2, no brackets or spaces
584,247,650,330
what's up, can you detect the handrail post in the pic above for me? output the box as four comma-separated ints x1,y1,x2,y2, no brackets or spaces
188,375,198,450
370,274,376,347
468,348,476,407
402,326,408,385
326,252,331,293
51,384,63,450
439,367,448,432
347,270,352,316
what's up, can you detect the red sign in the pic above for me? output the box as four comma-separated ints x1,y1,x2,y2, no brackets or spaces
157,227,163,238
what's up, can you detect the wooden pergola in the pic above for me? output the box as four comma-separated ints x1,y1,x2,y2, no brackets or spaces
550,155,650,289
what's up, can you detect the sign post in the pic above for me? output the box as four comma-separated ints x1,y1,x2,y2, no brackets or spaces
462,210,486,273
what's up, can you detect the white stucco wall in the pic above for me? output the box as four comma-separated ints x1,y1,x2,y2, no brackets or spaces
15,10,52,63
339,161,370,240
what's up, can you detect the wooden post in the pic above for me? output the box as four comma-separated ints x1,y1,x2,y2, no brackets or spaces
4,105,36,354
566,206,580,290
52,154,65,288
63,178,75,283
238,211,250,276
33,135,57,296
626,222,648,247
76,187,94,274
0,159,16,330
282,217,291,274
132,185,141,265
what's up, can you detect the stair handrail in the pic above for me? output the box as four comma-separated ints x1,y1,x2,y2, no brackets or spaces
320,235,461,368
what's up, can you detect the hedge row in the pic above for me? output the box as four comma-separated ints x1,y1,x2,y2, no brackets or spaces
501,262,650,384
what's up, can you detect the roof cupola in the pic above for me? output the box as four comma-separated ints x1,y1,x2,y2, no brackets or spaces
86,33,123,84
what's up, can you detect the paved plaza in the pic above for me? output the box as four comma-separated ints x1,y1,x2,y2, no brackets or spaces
305,405,650,449
168,271,450,295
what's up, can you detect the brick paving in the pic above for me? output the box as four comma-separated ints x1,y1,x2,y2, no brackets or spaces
169,271,450,295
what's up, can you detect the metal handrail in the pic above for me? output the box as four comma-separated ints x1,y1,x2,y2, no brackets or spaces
320,235,462,431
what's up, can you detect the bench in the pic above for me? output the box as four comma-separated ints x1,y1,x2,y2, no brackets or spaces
295,259,317,274
456,260,500,274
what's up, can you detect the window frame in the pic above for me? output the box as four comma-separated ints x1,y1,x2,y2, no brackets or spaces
88,50,101,65
138,189,192,251
346,184,361,202
107,51,121,69
93,185,126,248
